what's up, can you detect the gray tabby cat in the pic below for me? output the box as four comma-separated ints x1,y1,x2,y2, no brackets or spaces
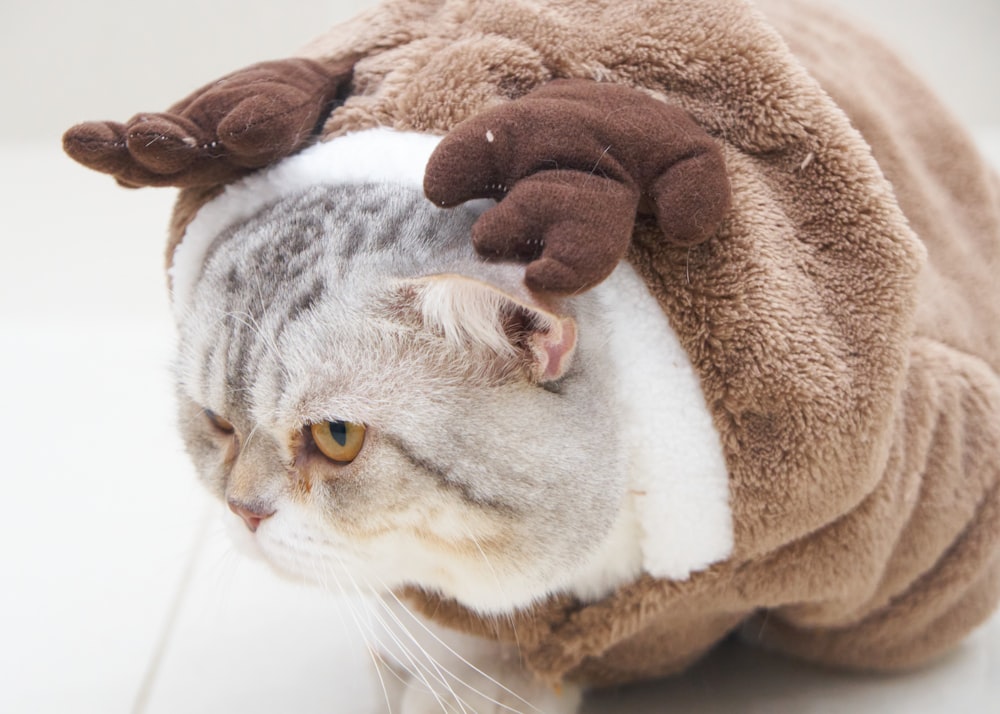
172,132,731,714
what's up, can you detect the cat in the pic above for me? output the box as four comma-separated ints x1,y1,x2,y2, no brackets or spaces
61,0,1000,704
171,133,732,714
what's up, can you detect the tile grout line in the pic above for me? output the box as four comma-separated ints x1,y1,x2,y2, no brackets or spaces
131,501,215,714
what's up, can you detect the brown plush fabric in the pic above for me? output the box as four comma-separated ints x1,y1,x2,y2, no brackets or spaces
69,0,1000,691
63,57,354,187
292,0,1000,686
424,79,731,293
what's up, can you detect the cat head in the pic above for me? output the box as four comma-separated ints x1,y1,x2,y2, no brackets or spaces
172,171,626,613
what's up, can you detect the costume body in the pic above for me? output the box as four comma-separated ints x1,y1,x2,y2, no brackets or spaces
153,0,1000,688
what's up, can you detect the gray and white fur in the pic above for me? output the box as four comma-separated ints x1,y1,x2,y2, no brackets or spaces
171,132,732,713
176,184,635,613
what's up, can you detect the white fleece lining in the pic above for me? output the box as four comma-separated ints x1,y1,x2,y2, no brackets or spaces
169,128,444,319
596,263,733,580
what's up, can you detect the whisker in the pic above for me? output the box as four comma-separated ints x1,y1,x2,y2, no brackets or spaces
367,590,473,714
369,646,407,714
371,576,540,714
365,588,469,713
333,602,400,714
327,555,461,713
281,541,397,714
317,564,399,714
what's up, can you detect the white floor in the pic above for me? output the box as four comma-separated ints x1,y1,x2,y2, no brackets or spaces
3,135,1000,714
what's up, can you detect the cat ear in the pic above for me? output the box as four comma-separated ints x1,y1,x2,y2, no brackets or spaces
401,274,577,383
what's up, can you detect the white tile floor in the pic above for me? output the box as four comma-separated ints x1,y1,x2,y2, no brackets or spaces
3,136,1000,714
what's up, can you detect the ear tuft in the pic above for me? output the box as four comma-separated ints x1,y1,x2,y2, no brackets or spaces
405,274,578,383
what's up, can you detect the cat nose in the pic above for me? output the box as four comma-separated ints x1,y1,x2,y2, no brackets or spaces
227,499,275,533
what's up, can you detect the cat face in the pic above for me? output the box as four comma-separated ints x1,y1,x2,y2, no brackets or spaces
174,184,626,613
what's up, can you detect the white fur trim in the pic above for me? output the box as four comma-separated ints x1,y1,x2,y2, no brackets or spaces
169,128,444,319
595,263,733,581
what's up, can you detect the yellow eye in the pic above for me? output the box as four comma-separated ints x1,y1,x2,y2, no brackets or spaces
310,421,366,463
205,409,235,434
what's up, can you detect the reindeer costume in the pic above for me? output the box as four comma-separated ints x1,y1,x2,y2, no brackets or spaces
65,0,1000,690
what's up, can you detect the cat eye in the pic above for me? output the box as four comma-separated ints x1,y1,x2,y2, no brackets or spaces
310,420,366,463
204,409,235,434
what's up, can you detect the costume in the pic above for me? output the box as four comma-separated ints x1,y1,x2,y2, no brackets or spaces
65,0,1000,688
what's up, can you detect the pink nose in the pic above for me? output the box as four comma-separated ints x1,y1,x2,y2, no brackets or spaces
228,500,275,533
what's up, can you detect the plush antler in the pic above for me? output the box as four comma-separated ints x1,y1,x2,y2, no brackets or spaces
63,57,354,188
424,79,731,294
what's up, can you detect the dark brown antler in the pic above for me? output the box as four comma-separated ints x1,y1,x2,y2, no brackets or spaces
424,79,731,294
63,57,354,188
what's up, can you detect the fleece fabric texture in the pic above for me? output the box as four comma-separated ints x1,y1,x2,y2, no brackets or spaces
63,58,354,188
161,0,1000,688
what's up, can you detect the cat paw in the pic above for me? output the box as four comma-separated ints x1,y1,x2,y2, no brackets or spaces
63,57,353,187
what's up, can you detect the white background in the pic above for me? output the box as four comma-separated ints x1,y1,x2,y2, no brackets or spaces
1,0,997,141
1,1,999,713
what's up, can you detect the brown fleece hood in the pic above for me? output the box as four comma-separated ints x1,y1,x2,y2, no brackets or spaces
64,0,1000,689
295,0,1000,685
